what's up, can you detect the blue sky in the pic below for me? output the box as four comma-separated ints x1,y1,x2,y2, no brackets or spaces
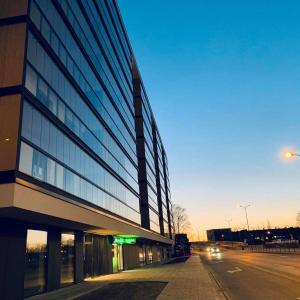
119,0,300,239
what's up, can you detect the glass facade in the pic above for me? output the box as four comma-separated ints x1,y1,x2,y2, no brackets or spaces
15,0,172,236
18,0,141,224
140,87,161,233
19,101,140,223
0,0,175,299
24,229,48,297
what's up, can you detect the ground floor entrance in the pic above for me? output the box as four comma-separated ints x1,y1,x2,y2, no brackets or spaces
83,234,113,278
112,244,124,273
0,218,171,300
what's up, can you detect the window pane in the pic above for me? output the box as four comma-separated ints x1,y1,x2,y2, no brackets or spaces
32,150,47,181
31,110,42,147
47,159,56,185
30,2,41,28
50,31,59,54
22,102,33,140
25,66,37,96
58,100,65,122
24,229,47,297
41,18,50,42
19,142,33,175
61,233,74,286
37,78,48,106
48,90,57,115
41,118,50,153
56,164,64,189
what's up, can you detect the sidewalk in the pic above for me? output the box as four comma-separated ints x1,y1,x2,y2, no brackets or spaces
29,255,225,300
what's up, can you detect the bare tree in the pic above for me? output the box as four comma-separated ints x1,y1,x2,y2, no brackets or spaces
172,204,190,234
296,211,300,226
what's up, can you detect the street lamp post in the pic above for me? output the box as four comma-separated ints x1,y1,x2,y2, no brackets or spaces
225,218,232,228
240,204,251,231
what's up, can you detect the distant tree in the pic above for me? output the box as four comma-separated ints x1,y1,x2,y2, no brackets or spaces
296,211,300,226
172,204,191,234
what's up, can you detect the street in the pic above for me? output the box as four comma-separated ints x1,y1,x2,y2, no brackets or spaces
200,250,300,300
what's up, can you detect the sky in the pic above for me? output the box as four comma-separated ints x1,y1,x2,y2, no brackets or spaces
118,0,300,240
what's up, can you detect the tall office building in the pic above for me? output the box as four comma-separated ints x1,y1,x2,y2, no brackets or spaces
0,0,174,298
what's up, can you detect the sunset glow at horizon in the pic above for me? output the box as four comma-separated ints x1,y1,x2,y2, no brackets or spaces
120,0,300,240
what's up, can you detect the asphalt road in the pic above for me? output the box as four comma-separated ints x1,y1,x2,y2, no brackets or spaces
200,250,300,300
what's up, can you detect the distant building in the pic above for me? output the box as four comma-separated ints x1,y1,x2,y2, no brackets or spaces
207,227,300,244
232,227,300,244
207,228,232,241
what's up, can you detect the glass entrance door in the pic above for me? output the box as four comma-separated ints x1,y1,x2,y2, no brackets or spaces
112,244,123,273
117,245,123,271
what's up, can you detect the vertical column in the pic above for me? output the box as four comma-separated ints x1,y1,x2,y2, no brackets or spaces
75,231,84,283
47,228,61,291
104,236,113,274
162,151,173,239
132,60,150,229
152,125,164,236
0,220,27,300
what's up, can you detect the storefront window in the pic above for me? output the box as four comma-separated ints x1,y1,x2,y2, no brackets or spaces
24,229,47,297
157,249,161,262
61,233,75,286
147,247,153,264
139,247,146,266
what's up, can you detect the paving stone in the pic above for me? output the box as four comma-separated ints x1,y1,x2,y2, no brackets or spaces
28,256,225,300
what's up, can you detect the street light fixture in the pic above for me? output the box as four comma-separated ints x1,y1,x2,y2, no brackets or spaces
284,151,300,159
240,204,251,231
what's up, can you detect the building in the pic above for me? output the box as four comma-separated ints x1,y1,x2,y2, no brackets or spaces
0,0,174,298
207,227,300,244
232,227,300,244
206,228,232,242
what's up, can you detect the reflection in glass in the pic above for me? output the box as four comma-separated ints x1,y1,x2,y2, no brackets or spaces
61,233,75,286
24,229,47,297
19,141,141,223
139,247,146,267
112,244,123,272
147,247,153,264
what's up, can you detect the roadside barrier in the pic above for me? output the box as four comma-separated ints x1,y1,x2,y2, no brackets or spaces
246,244,300,254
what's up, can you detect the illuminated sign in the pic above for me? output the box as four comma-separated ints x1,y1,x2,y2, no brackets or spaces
113,236,136,245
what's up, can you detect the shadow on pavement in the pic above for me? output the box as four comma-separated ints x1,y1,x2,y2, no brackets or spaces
165,256,190,264
74,281,167,300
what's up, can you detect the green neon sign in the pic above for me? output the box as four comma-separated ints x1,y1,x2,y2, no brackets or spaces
113,236,136,245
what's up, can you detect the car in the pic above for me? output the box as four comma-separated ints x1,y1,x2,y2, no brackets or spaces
207,246,220,253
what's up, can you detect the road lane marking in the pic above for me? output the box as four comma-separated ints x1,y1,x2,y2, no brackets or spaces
231,261,300,283
274,263,295,269
227,267,243,274
214,261,223,264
